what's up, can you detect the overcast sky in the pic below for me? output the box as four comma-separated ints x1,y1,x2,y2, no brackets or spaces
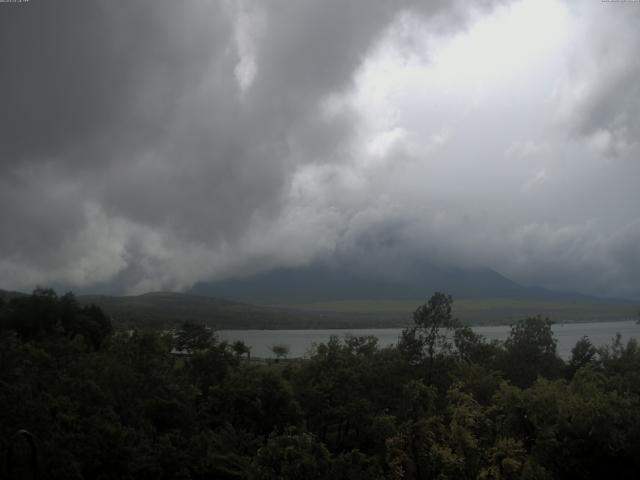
1,0,640,299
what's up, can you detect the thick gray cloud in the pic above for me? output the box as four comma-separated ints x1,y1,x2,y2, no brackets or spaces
1,0,640,299
556,1,640,158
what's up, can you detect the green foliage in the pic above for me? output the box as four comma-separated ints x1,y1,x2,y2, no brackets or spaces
1,289,640,479
568,336,598,376
269,343,290,360
232,340,252,360
174,321,215,352
0,288,112,349
250,429,331,480
498,316,564,388
399,292,461,380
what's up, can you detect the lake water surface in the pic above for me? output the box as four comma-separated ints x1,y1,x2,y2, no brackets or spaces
219,320,640,359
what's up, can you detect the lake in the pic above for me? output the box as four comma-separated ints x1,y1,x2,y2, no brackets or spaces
219,320,640,359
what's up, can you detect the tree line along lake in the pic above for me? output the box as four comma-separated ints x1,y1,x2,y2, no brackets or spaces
219,320,640,359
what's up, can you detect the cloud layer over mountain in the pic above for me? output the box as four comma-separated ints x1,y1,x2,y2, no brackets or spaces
1,0,640,299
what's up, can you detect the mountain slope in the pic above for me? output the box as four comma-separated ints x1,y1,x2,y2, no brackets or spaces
190,262,613,305
80,291,638,329
2,288,635,329
77,292,355,329
0,289,29,301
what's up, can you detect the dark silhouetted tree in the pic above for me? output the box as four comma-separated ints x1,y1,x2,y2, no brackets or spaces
270,344,290,361
499,316,563,387
400,292,459,381
174,321,214,353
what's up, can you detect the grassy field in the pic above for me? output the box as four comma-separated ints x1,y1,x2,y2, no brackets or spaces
73,291,640,329
78,292,312,330
78,292,398,329
274,298,640,326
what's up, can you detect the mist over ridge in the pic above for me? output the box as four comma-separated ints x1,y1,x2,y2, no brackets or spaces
2,0,640,300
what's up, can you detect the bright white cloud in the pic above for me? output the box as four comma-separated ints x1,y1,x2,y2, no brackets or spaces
3,0,640,299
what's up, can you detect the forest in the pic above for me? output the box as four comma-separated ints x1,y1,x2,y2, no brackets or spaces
1,289,640,479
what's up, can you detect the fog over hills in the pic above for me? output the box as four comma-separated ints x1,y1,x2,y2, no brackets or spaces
2,278,635,329
191,261,625,305
2,1,640,300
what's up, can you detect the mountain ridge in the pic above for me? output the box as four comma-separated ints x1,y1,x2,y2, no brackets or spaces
1,287,636,329
190,262,628,305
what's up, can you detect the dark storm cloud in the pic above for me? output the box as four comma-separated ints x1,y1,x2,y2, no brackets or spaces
1,1,240,287
7,0,638,301
557,2,640,158
1,0,507,292
1,2,222,164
